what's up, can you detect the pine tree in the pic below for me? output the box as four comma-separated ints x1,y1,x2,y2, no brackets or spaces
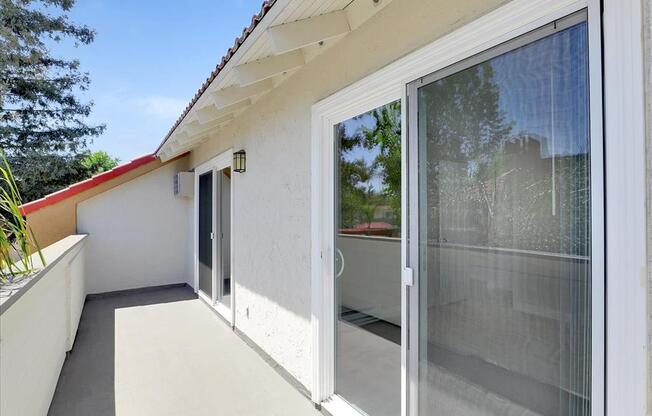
0,0,105,201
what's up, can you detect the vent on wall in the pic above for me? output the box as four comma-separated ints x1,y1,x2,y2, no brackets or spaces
174,172,194,198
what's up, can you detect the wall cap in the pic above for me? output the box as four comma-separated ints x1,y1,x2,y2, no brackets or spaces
0,234,88,315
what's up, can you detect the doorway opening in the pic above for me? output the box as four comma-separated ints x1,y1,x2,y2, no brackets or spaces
195,150,234,323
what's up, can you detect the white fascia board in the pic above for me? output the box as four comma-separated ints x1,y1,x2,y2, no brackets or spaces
158,0,293,155
166,140,186,155
186,113,235,137
181,120,202,136
209,78,275,108
234,49,305,86
195,99,251,124
267,10,351,54
174,131,192,145
345,0,393,31
167,133,212,159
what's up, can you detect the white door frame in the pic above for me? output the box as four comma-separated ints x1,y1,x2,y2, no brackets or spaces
311,0,618,415
311,84,403,416
194,148,235,325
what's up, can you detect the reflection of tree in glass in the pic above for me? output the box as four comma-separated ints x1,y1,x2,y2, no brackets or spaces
359,101,402,225
336,122,373,229
336,102,402,235
421,62,512,245
422,61,590,255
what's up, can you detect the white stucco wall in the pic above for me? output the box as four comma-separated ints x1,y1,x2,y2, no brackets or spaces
644,0,652,410
77,158,192,294
0,235,87,416
338,236,402,326
188,0,509,390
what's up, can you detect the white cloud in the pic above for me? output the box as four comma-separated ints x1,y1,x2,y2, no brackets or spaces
137,96,187,120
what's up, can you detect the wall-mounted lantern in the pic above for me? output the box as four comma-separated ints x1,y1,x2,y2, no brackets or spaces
233,149,246,173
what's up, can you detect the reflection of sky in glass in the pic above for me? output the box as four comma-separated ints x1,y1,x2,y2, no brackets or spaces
491,21,589,158
338,112,385,191
336,22,589,197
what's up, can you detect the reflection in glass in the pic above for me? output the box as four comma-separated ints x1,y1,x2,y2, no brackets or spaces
198,172,213,297
335,101,401,416
220,168,231,309
417,20,591,416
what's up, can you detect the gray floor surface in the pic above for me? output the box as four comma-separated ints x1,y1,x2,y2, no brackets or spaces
48,285,320,416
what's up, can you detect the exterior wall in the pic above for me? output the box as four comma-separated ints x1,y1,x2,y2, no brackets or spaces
25,199,76,250
26,158,171,249
189,0,508,389
0,235,87,416
645,0,652,410
77,158,192,294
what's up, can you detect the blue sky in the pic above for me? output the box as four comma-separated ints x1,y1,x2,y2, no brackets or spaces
55,0,263,162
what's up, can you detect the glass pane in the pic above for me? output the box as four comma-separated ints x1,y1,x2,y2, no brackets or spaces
335,101,401,416
198,172,213,297
220,168,231,309
417,20,591,416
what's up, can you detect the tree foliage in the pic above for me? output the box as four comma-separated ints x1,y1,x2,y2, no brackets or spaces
81,150,119,175
359,101,401,222
337,102,402,233
8,150,87,201
0,0,106,202
0,150,44,283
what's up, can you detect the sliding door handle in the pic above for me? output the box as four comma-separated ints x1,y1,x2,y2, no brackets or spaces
335,248,345,278
402,267,414,286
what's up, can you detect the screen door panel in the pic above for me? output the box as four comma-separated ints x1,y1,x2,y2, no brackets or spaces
219,168,231,309
334,101,402,416
412,16,592,416
198,171,213,297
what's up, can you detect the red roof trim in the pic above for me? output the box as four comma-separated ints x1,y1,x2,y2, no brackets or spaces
20,154,158,216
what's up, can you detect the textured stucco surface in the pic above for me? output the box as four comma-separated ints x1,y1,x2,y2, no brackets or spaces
26,158,170,249
1,236,87,416
189,0,509,390
77,158,193,294
645,0,652,411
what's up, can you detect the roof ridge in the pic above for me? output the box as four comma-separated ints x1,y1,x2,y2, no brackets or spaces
156,0,278,153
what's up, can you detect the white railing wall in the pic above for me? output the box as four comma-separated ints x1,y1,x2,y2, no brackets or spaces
338,235,402,326
0,235,88,416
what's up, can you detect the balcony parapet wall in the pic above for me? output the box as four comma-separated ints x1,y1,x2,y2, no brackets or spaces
0,234,88,416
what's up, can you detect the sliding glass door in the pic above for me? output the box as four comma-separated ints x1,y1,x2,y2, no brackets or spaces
198,172,213,298
409,12,594,416
196,152,234,323
218,168,232,311
334,101,402,416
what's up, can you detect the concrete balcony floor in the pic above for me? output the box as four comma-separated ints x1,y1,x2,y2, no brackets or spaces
48,285,320,416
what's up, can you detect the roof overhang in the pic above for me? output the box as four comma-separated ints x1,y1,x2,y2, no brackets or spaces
156,0,393,161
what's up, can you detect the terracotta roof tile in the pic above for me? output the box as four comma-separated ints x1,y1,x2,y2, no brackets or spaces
156,0,277,153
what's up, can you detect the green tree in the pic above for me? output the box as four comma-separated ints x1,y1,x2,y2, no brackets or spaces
420,63,513,244
359,101,401,223
81,150,119,175
336,121,373,229
337,102,402,233
8,150,89,201
0,150,44,283
0,0,105,201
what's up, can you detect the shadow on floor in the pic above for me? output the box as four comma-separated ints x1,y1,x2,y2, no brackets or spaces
48,284,196,416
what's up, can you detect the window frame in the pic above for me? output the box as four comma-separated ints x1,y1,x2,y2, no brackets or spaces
310,1,611,415
194,148,235,325
406,9,600,415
